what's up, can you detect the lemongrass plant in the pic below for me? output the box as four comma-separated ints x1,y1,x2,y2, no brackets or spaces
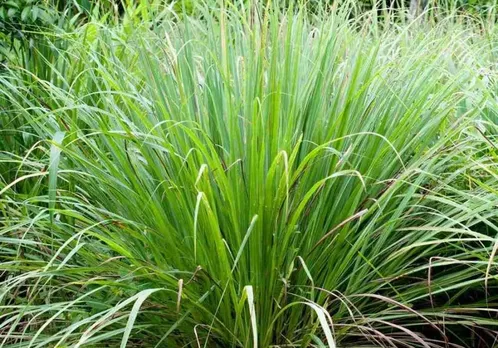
1,1,498,347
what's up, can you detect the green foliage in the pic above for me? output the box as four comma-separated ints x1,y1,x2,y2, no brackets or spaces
0,0,64,73
0,0,57,39
1,1,498,347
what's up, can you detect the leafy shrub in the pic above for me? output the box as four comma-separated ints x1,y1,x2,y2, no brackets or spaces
0,0,57,41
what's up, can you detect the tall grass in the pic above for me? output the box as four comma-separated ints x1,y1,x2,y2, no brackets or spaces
1,2,498,346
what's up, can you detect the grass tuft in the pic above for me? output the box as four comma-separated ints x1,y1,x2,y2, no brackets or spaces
1,1,498,347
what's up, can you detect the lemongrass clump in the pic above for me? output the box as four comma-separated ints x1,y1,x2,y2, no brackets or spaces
1,2,498,347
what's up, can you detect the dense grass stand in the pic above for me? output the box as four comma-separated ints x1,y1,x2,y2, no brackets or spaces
1,1,498,347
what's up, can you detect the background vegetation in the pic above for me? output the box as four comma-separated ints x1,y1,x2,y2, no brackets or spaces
2,0,498,347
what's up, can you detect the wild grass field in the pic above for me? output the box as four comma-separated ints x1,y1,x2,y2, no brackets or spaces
1,1,498,347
